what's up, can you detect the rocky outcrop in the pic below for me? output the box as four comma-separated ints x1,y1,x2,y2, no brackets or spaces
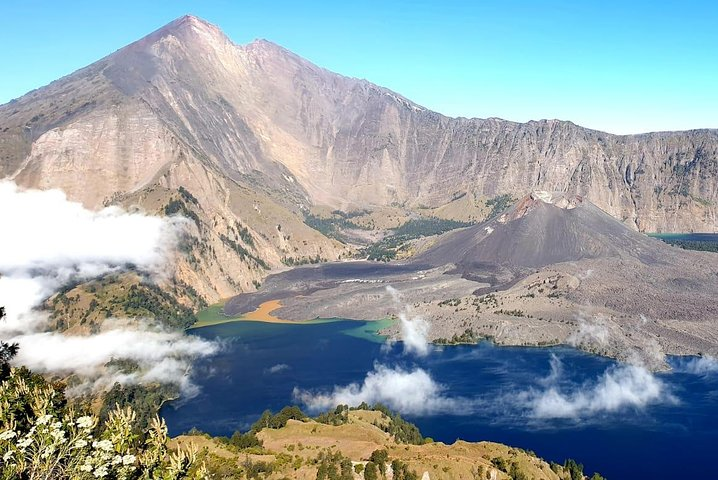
0,16,716,300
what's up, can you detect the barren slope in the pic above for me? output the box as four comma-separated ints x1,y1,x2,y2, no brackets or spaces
1,15,717,306
2,15,717,230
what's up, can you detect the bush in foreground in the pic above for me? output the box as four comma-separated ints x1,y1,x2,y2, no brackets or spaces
0,367,206,479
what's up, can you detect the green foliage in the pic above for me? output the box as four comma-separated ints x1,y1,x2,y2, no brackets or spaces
485,194,515,219
364,461,379,480
100,383,179,434
361,216,473,261
120,283,198,329
251,406,308,432
315,450,354,480
564,458,584,480
227,430,262,450
434,328,480,345
359,240,407,262
242,456,273,480
370,449,389,475
102,358,140,375
493,309,526,317
438,298,461,307
508,460,529,480
660,239,718,253
304,213,367,242
491,456,509,472
281,254,326,266
0,366,205,479
392,217,472,237
0,307,19,381
315,403,426,444
315,404,350,426
219,234,269,269
236,222,255,248
369,404,425,445
164,198,201,228
391,459,419,480
49,275,204,332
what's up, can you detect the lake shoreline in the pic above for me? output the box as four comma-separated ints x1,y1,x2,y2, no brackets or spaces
165,318,718,479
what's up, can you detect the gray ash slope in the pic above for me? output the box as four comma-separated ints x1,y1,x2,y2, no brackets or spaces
226,192,718,364
417,191,668,274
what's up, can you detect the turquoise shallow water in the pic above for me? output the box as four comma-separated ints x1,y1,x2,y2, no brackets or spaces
162,320,718,479
650,232,718,242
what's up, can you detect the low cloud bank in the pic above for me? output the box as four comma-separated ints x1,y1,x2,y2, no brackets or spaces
672,355,718,375
13,324,219,397
520,355,673,419
293,363,465,415
0,181,216,395
386,285,430,356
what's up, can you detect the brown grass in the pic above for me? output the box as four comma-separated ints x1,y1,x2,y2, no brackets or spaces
173,411,570,480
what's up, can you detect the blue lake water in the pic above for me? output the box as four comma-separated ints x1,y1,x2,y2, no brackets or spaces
162,320,718,479
650,232,718,242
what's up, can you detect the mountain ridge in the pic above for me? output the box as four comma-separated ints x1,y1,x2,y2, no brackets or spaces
1,14,717,302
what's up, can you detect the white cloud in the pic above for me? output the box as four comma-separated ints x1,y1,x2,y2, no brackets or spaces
520,356,673,419
293,363,466,415
673,355,718,375
0,181,178,272
398,312,430,357
266,363,290,374
538,353,563,387
386,285,431,357
385,285,401,304
0,181,215,396
567,313,610,348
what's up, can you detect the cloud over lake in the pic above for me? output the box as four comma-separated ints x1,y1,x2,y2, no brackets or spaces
0,181,217,395
293,362,467,415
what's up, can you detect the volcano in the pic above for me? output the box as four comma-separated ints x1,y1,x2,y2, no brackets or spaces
417,191,668,274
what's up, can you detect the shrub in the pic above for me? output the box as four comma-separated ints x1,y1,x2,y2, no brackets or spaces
0,367,206,479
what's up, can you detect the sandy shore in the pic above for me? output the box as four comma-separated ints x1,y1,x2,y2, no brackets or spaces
190,300,335,329
240,299,297,323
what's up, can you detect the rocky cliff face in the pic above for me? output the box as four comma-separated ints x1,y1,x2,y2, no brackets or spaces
0,15,716,299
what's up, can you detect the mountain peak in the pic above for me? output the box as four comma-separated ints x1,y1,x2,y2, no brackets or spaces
496,191,584,224
130,14,230,51
161,14,218,35
529,191,583,209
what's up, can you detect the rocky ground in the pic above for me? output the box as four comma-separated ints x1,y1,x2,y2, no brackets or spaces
227,254,718,370
224,194,718,370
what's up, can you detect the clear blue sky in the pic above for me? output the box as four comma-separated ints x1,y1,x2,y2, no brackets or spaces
1,0,716,134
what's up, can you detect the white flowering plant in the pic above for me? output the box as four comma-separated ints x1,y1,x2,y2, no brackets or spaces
0,367,207,479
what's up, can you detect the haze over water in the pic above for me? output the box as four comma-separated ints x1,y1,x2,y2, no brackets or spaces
163,320,718,479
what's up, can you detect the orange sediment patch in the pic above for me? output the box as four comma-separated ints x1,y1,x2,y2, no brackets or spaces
241,299,294,323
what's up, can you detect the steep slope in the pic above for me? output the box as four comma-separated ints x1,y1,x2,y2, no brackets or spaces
223,193,718,364
417,191,667,274
0,16,350,304
172,409,589,480
1,15,717,235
